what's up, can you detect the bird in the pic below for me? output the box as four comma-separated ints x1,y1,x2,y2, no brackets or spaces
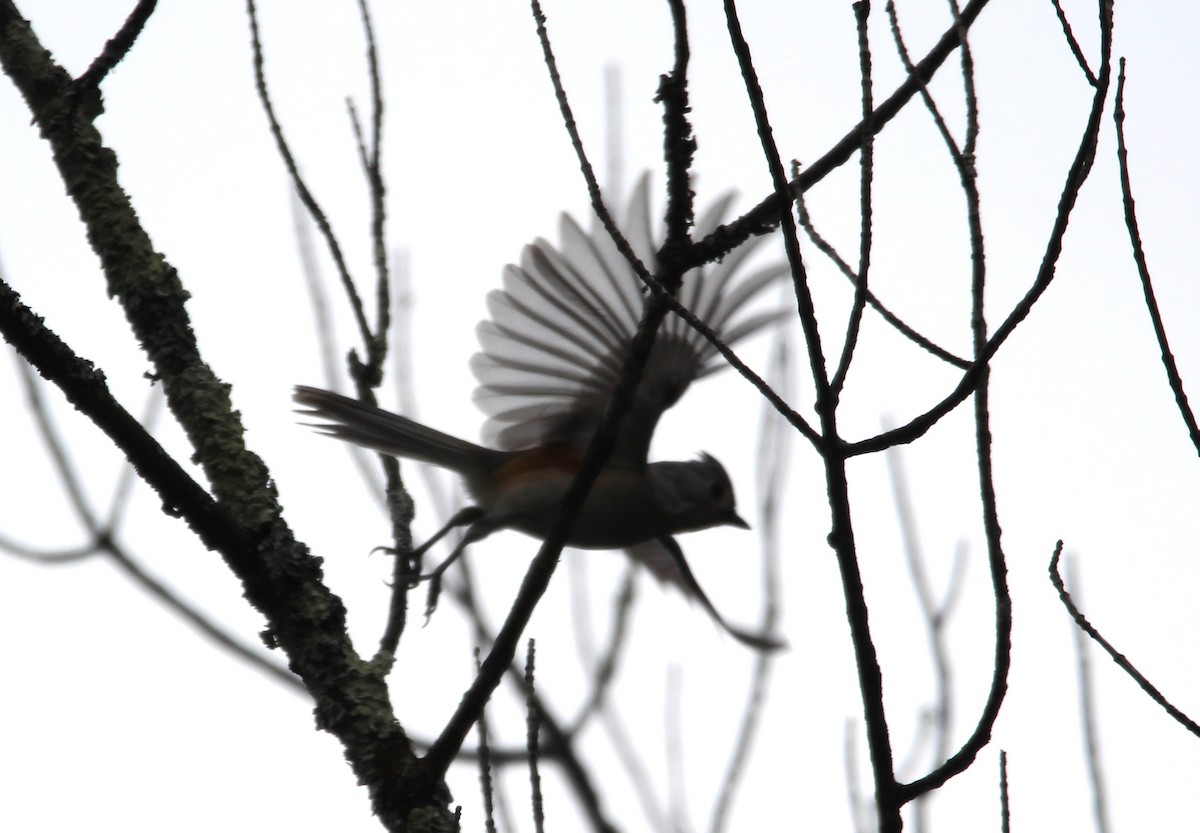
296,174,787,650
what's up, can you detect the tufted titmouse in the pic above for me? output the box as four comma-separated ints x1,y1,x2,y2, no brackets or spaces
296,175,786,650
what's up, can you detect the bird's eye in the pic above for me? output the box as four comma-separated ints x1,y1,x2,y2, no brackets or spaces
708,480,726,499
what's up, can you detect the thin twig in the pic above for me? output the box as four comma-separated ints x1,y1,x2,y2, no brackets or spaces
568,551,597,668
475,648,499,833
851,0,1114,459
353,0,391,380
600,700,674,832
530,0,817,445
291,192,343,389
693,0,996,265
886,1,964,162
74,0,158,91
831,0,875,398
0,535,95,562
883,425,963,832
444,551,623,833
725,0,903,828
899,0,1033,805
1065,557,1112,833
567,567,638,735
525,640,547,833
1050,544,1200,737
722,0,827,419
709,335,789,833
374,461,413,661
1050,0,1097,86
291,192,386,497
529,0,632,277
245,0,374,354
665,664,691,833
951,0,980,159
1113,59,1200,456
105,540,304,691
603,64,625,202
12,358,303,693
999,750,1010,833
795,192,969,368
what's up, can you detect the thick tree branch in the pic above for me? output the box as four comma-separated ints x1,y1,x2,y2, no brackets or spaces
0,7,450,827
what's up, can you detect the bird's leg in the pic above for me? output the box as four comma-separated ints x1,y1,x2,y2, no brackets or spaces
419,511,510,622
657,536,785,652
391,506,487,583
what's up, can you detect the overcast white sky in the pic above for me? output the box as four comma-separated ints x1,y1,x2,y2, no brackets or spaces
1,1,1198,831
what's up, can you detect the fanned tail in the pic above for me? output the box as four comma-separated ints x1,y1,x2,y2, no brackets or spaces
294,386,495,474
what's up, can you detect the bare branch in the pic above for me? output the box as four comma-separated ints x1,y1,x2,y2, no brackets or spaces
1065,557,1112,833
832,1,875,401
723,2,902,826
695,0,996,264
1113,59,1200,456
525,640,547,833
795,191,969,368
1050,0,1098,85
1050,544,1200,737
665,665,693,833
567,567,638,735
245,0,374,363
74,0,158,92
352,0,391,368
999,750,1010,833
850,0,1114,458
442,546,624,833
709,336,790,833
530,0,814,444
475,651,499,833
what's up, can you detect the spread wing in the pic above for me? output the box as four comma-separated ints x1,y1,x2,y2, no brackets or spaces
470,173,788,464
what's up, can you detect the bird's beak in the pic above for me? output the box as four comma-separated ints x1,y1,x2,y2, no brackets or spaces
728,512,751,530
